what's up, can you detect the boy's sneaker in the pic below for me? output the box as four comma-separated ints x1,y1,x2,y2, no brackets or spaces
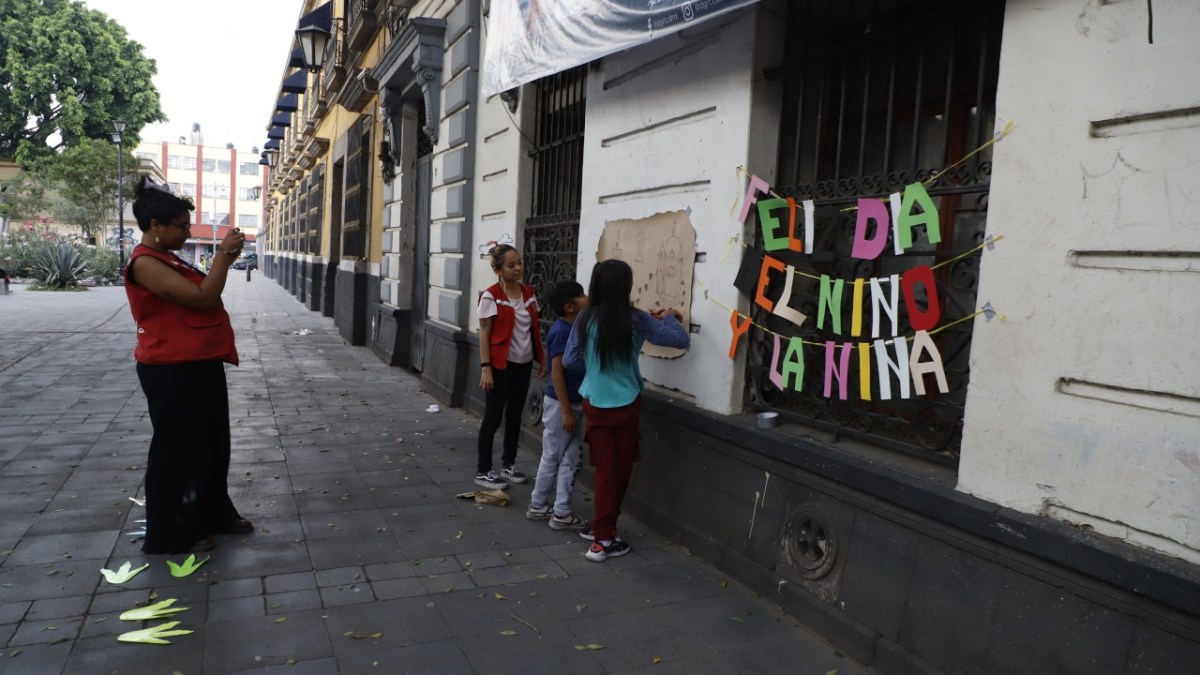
579,526,621,542
548,513,586,531
585,540,630,562
501,465,527,484
526,503,552,520
474,471,508,490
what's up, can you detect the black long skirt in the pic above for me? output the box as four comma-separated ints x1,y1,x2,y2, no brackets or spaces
136,360,242,554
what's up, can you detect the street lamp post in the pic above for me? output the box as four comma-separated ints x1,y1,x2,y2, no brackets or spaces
110,120,127,273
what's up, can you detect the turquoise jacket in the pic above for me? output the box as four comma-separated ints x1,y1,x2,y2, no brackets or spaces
563,308,690,409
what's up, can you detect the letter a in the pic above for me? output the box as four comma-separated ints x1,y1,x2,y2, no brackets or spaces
909,330,949,395
894,182,942,251
781,337,805,391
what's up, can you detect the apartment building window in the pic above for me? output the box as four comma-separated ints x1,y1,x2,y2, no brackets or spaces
181,183,196,197
136,151,157,161
169,182,182,194
748,0,1005,463
217,159,231,173
216,212,230,226
239,214,258,227
167,155,184,169
202,158,216,172
200,211,211,223
307,164,324,254
240,162,259,175
341,118,369,259
183,156,197,170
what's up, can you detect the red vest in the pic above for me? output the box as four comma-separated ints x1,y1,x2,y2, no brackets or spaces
124,245,239,365
485,282,542,369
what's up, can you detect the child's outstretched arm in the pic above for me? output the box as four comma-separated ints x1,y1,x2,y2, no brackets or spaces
636,309,691,349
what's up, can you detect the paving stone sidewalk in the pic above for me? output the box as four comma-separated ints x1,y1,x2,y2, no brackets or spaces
0,278,871,674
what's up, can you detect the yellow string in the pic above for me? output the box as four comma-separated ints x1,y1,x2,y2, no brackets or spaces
930,234,1003,270
729,166,745,217
698,278,992,348
837,119,1016,213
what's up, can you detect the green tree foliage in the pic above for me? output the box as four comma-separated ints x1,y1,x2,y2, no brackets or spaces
0,0,165,161
25,137,138,238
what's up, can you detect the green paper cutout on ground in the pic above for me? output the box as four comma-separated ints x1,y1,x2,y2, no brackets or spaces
100,561,150,585
119,599,189,622
166,554,209,578
116,621,193,645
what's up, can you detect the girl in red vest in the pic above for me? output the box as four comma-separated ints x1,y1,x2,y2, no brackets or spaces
476,244,546,489
124,177,253,554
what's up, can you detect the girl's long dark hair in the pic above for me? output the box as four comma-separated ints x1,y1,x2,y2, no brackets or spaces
582,259,635,372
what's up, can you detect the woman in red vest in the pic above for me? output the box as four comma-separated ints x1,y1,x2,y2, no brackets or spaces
124,177,253,554
475,243,546,490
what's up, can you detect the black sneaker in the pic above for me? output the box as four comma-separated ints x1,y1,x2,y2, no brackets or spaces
501,465,527,484
474,471,508,490
579,527,621,542
585,540,630,562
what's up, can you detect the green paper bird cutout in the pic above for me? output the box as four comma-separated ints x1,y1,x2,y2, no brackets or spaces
166,554,209,578
100,561,150,585
116,621,193,645
119,599,189,622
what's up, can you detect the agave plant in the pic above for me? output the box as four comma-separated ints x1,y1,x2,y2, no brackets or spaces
31,241,89,289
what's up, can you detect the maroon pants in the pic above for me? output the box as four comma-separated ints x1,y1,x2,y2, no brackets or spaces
583,396,642,542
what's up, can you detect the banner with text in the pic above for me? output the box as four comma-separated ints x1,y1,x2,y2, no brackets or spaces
483,0,762,97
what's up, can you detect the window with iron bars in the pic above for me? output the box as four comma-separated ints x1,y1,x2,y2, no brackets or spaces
308,164,325,255
342,118,370,259
747,0,1005,464
523,65,587,335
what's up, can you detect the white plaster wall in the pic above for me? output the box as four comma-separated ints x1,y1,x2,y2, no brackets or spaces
958,0,1200,561
577,4,785,414
468,2,535,336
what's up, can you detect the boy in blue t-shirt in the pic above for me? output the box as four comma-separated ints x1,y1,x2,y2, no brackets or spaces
527,280,588,530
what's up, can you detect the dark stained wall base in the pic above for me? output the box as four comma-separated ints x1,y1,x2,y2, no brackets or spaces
304,261,324,313
370,304,413,368
623,393,1200,674
419,321,471,408
334,266,368,346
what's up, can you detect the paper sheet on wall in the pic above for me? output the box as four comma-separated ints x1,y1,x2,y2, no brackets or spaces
597,211,696,359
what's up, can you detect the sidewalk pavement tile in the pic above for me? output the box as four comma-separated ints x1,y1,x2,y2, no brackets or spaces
0,280,873,674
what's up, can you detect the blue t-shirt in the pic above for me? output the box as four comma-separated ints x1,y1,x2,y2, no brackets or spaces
544,318,583,402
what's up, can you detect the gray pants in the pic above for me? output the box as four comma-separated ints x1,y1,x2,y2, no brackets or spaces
531,396,584,516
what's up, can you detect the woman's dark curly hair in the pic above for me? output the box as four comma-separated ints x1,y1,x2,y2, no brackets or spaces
131,176,194,232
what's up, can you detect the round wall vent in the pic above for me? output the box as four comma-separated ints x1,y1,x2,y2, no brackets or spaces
782,507,837,580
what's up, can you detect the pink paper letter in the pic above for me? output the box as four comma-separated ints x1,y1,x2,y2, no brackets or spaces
823,341,853,400
738,174,770,223
851,198,890,260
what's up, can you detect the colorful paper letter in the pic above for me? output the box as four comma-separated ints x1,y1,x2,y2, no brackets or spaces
728,311,751,359
895,182,942,251
909,330,949,395
801,199,815,254
757,198,791,252
851,198,890,260
755,255,786,312
817,275,845,334
773,265,809,327
823,341,853,400
857,343,872,400
781,337,805,391
768,333,784,390
738,174,770,223
900,265,941,331
851,278,865,337
870,274,900,338
786,198,802,252
890,192,903,255
873,337,911,400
